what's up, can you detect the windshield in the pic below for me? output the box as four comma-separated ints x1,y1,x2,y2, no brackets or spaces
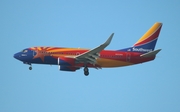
21,49,28,53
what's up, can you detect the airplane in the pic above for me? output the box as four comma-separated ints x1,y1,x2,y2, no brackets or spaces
14,22,162,76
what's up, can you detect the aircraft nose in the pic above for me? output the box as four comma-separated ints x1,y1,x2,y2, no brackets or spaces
13,53,20,60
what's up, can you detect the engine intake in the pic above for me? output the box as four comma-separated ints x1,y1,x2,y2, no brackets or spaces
58,57,75,66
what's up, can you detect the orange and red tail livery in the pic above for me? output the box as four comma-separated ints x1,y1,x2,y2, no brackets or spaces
119,22,162,53
14,22,162,76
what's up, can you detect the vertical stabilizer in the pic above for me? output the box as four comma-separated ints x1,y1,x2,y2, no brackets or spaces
133,22,162,52
118,22,162,53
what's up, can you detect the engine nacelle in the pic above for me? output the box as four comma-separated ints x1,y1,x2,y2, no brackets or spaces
58,57,75,66
57,57,79,71
60,66,80,72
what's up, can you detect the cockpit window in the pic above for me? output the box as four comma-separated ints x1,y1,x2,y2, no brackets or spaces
22,50,28,53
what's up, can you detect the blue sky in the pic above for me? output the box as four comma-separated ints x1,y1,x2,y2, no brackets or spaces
1,0,180,112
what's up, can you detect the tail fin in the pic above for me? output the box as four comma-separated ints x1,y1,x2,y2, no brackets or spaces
133,22,162,51
119,22,162,53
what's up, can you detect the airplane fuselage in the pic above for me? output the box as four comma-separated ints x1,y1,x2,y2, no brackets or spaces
14,47,155,68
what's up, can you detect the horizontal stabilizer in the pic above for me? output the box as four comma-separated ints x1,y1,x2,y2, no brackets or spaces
140,49,161,57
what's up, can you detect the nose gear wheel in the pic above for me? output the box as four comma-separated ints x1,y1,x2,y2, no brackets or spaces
29,64,32,70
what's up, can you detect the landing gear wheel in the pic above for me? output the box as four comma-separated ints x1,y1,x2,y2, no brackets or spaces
84,67,89,76
84,71,89,76
29,66,32,70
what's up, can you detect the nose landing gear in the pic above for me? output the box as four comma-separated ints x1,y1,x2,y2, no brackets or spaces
29,66,32,70
23,62,32,70
29,64,32,70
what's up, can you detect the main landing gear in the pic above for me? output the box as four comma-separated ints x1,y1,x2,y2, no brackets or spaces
84,67,89,76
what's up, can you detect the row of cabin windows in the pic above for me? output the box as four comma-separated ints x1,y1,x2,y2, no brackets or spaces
39,51,123,58
101,55,123,58
39,52,77,55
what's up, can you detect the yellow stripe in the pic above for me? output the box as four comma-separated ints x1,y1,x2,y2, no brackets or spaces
49,48,87,52
37,47,41,50
43,47,47,49
97,58,133,67
30,47,36,50
134,22,162,45
46,47,55,50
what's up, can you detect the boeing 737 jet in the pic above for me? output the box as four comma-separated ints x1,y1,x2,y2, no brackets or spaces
14,22,162,76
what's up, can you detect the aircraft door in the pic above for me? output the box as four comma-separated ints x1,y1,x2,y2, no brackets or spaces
126,53,131,62
33,51,35,56
76,52,80,56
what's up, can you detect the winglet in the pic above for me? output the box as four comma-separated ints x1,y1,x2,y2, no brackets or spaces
140,49,161,57
104,33,114,46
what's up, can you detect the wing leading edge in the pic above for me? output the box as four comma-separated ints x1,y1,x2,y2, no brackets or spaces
75,33,114,64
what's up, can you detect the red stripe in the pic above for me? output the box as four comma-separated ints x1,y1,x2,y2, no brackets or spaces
134,26,162,46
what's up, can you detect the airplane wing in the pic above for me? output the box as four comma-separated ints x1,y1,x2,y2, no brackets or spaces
75,33,114,64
